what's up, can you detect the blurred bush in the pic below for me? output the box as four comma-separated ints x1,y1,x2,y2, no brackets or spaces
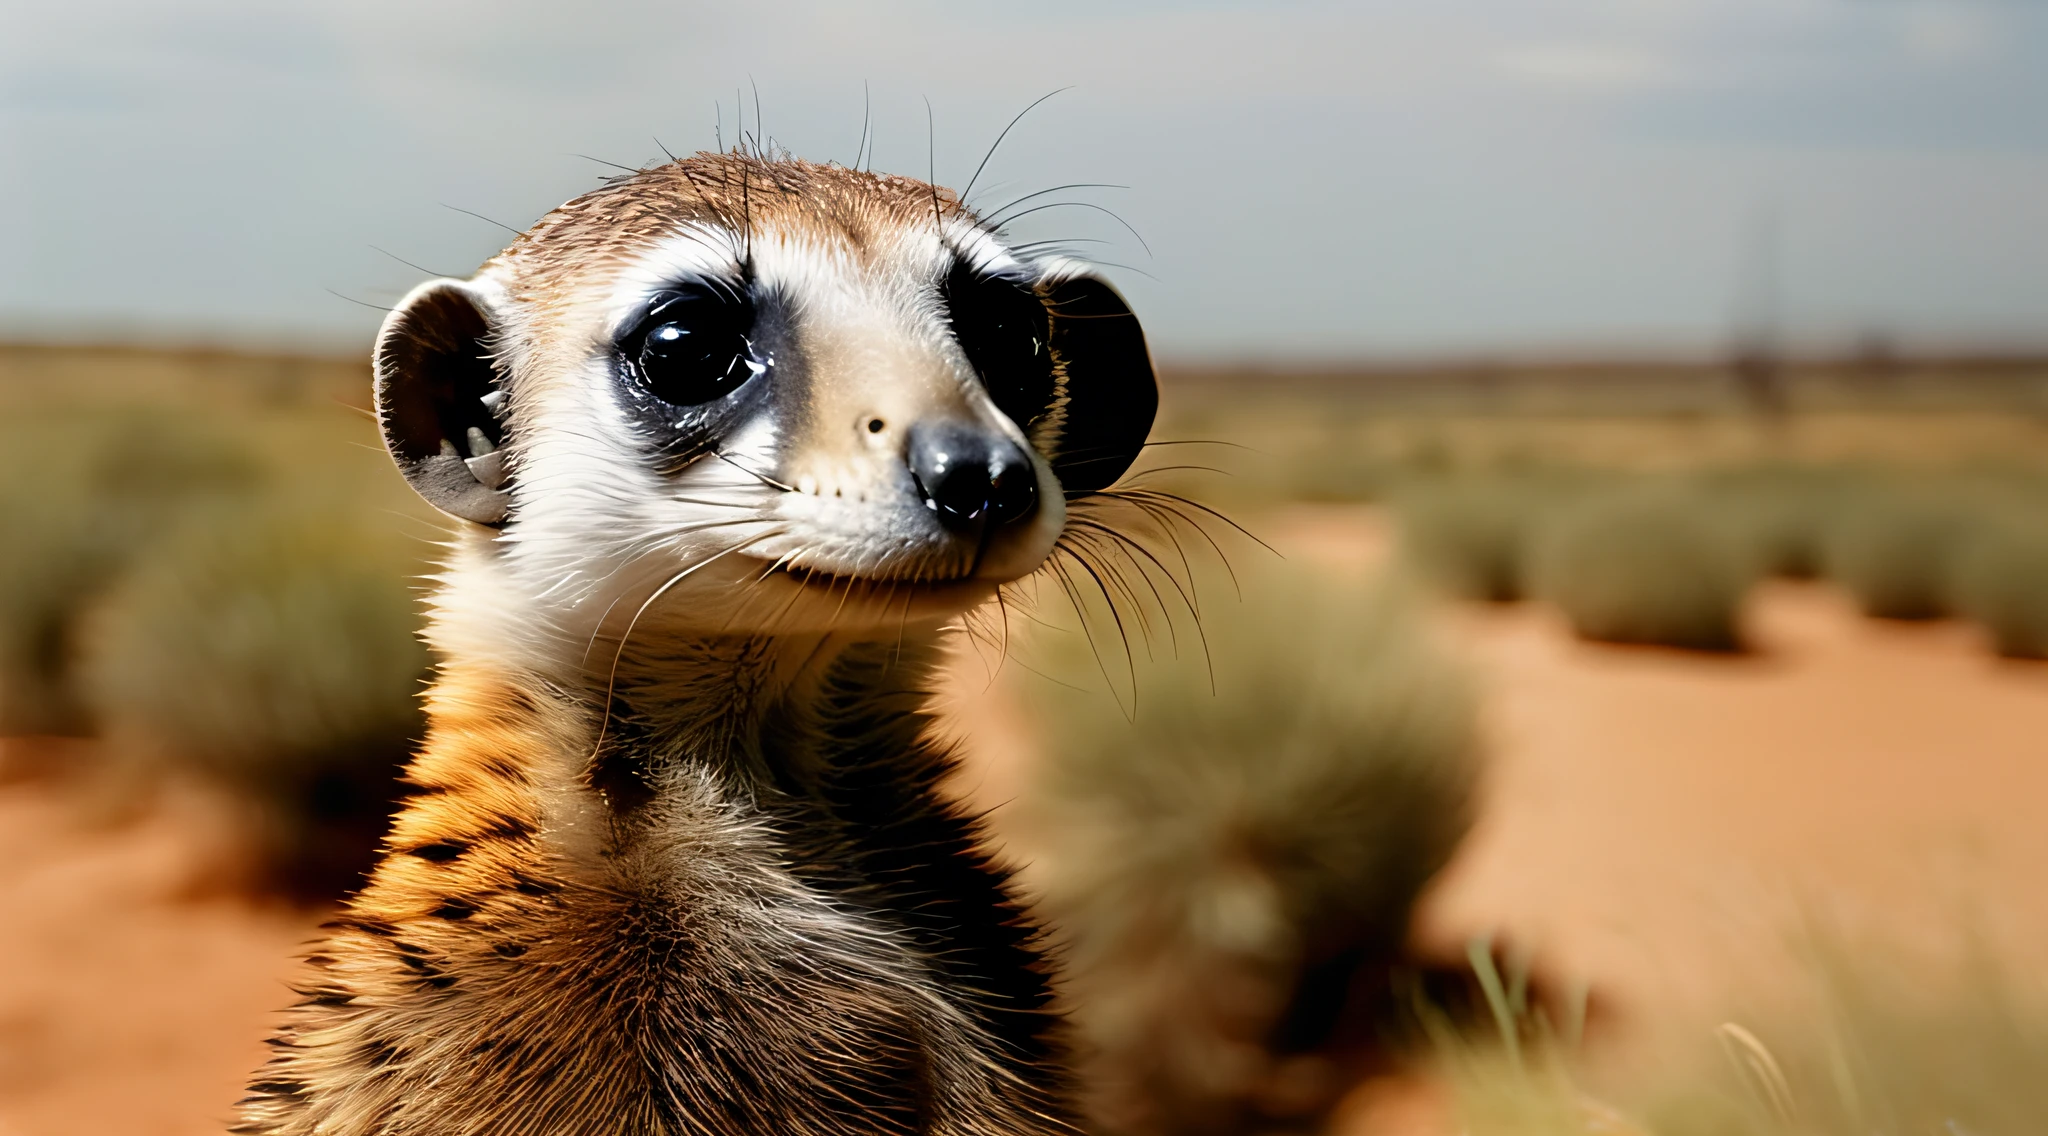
0,408,428,899
0,493,126,734
1699,465,1851,581
78,502,428,898
0,413,263,733
1819,487,1976,621
1018,564,1479,1136
1392,461,2048,660
1949,516,2048,660
1394,474,1570,603
1529,488,1755,652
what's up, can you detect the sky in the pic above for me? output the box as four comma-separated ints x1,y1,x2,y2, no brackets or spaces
3,0,2046,362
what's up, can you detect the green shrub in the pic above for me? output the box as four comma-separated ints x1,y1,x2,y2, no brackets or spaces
0,412,263,733
1396,476,1566,602
1949,518,2048,659
1018,564,1479,1136
0,493,126,734
1819,487,1979,621
1700,465,1852,580
77,500,429,898
1529,489,1755,652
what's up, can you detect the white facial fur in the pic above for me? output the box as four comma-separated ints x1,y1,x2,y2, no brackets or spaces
444,210,1069,668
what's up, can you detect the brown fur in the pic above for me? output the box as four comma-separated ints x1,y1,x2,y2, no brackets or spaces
236,642,1072,1135
497,154,965,304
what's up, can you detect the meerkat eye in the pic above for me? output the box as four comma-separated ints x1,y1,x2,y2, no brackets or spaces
942,262,1056,433
623,285,758,406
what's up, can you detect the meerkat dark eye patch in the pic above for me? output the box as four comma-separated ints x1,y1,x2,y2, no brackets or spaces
373,280,512,526
620,283,759,408
945,263,1155,494
612,281,780,477
943,263,1057,436
1038,274,1157,495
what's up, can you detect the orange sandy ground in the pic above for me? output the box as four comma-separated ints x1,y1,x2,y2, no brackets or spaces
3,506,2047,1134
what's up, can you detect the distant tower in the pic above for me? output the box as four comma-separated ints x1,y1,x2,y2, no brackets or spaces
1730,202,1787,419
1854,329,1899,392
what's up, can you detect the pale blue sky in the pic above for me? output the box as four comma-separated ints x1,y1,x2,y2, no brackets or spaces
3,0,2046,360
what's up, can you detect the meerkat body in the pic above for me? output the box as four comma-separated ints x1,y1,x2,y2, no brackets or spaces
235,154,1157,1136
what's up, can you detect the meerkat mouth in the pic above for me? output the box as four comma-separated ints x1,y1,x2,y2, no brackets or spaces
753,557,987,594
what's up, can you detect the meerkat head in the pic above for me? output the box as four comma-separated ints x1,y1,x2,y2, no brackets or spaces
373,153,1155,647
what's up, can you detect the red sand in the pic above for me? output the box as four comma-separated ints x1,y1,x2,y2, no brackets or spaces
0,757,316,1136
1422,578,2048,1041
3,504,2046,1132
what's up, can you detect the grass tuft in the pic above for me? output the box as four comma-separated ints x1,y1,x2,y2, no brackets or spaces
1699,465,1851,581
1819,487,1975,621
1647,943,2048,1136
1426,931,2048,1136
1529,488,1755,652
1948,515,2048,659
1395,475,1567,603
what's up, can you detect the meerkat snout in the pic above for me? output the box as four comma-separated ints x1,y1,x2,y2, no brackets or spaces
906,419,1039,534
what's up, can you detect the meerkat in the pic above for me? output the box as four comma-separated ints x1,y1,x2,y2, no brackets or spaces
233,151,1157,1136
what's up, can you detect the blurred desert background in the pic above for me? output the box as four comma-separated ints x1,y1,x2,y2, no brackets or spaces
5,2,2048,1134
5,345,2047,1135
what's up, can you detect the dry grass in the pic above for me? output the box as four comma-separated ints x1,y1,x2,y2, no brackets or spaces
1429,934,2048,1136
1948,516,2048,660
1527,487,1755,653
1818,487,1978,621
1393,475,1570,603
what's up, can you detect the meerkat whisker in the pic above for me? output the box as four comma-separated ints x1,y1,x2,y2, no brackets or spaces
1066,519,1201,630
960,88,1073,205
980,183,1131,228
987,201,1152,257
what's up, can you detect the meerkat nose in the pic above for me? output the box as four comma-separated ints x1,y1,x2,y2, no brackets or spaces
906,421,1038,534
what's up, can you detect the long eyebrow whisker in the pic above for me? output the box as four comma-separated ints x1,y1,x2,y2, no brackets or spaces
981,183,1131,228
961,87,1075,205
988,201,1152,258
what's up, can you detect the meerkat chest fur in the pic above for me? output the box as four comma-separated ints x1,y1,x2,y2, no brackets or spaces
236,153,1157,1136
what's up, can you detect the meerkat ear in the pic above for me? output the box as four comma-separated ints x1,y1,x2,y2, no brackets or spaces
1041,274,1157,494
373,278,513,526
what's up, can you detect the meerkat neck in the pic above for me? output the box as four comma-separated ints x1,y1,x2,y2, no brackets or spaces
234,549,1066,1136
423,544,950,816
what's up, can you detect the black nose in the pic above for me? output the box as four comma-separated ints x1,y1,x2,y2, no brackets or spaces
907,421,1039,534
